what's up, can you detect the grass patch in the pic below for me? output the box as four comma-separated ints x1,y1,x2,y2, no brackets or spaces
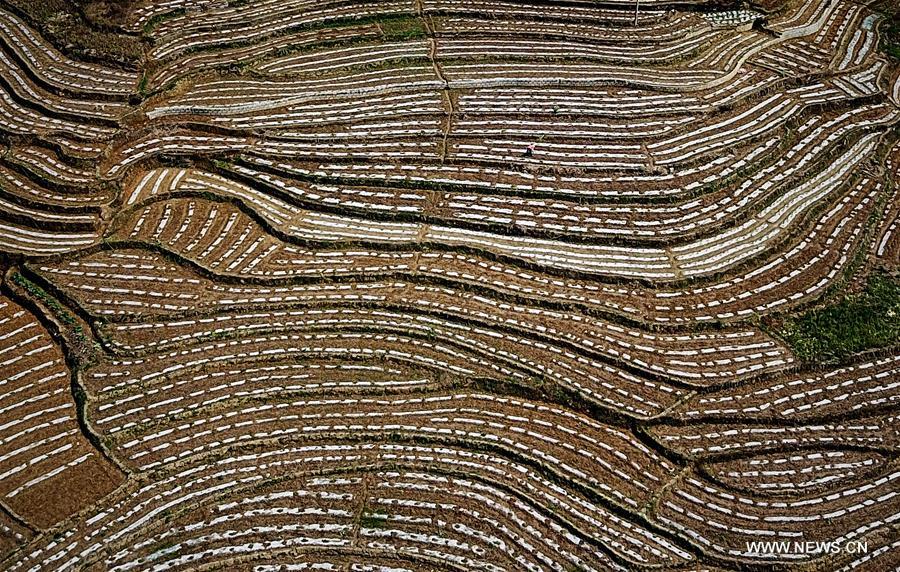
882,15,900,60
142,7,185,35
136,71,148,96
875,1,900,61
379,16,427,41
10,271,96,362
781,271,900,362
11,272,77,326
5,0,143,65
358,511,388,529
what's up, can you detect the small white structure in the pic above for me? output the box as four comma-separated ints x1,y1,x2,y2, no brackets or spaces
703,10,764,31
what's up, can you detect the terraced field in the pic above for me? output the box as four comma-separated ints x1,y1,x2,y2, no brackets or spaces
0,0,899,570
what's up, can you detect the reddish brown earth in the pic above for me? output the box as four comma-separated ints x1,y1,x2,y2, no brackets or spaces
0,0,898,570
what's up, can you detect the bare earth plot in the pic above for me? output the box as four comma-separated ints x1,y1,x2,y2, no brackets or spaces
0,0,899,570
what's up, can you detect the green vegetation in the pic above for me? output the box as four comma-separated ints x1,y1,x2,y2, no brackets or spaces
358,511,388,529
11,272,77,326
78,0,137,27
379,16,427,41
882,15,900,60
5,0,143,65
11,272,95,361
142,7,186,35
781,271,900,362
136,72,149,96
877,1,900,60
